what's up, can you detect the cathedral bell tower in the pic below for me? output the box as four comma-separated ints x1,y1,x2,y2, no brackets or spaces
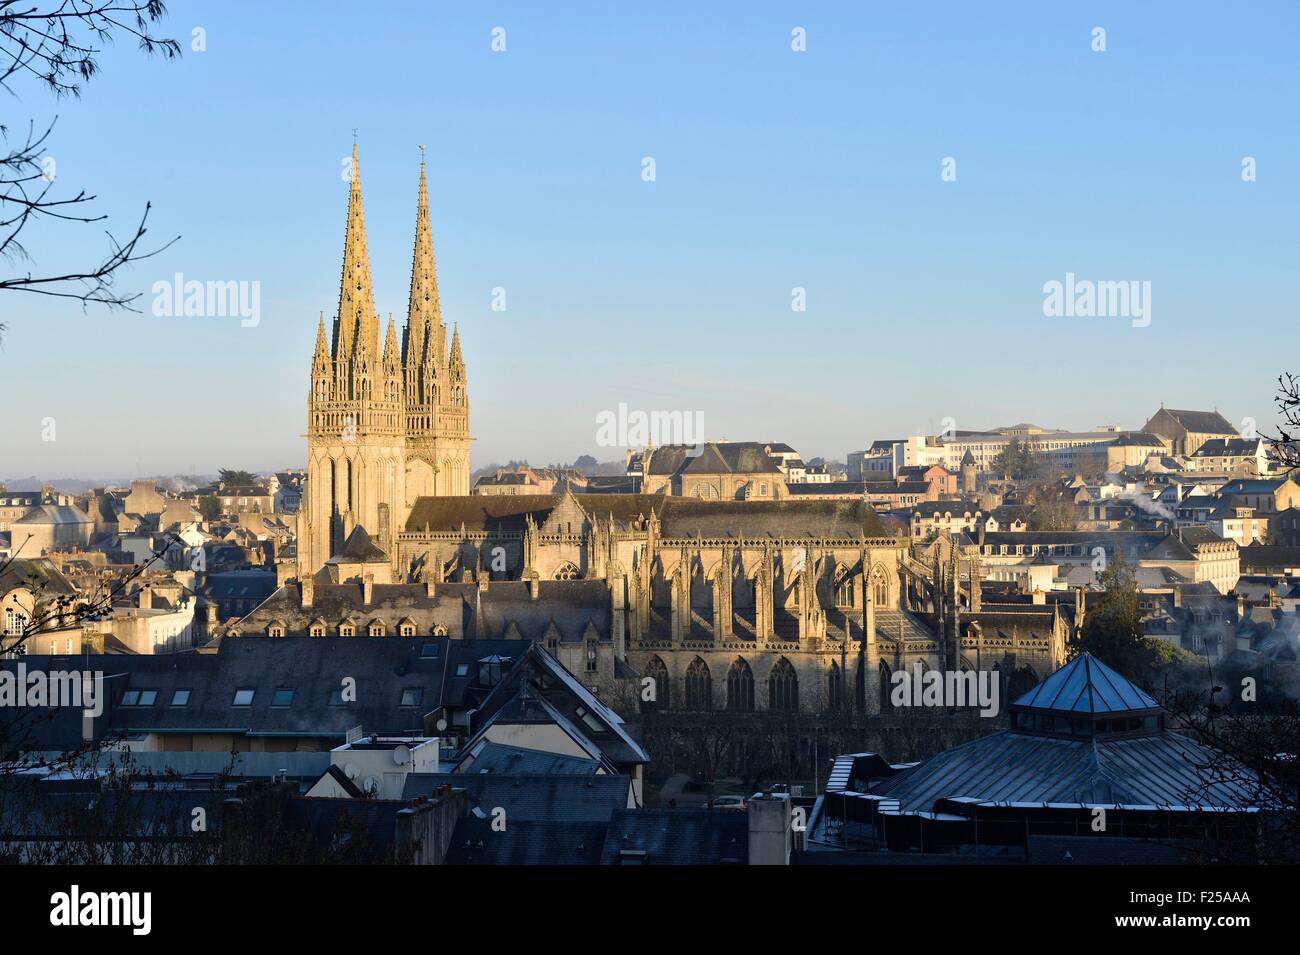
299,144,472,580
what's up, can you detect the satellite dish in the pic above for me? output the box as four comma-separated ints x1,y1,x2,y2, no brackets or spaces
361,775,381,794
392,744,411,765
343,763,360,780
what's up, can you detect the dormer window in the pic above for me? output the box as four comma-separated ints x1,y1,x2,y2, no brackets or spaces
368,621,385,637
339,622,355,637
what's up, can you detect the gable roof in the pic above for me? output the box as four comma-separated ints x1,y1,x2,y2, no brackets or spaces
1152,408,1238,435
646,442,783,477
466,643,649,767
453,741,602,775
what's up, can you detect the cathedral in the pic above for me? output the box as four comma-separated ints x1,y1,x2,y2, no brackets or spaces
280,145,1066,716
297,145,471,577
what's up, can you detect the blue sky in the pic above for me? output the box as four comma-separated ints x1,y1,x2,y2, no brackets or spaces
3,0,1297,480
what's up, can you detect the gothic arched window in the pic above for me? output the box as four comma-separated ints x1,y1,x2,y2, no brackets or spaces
871,566,888,607
835,574,854,608
554,562,579,580
726,657,754,712
643,655,669,711
769,657,798,712
684,656,712,710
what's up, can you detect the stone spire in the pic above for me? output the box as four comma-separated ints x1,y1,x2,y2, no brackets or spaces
335,143,379,361
382,314,400,366
405,148,443,369
312,312,330,367
448,322,464,377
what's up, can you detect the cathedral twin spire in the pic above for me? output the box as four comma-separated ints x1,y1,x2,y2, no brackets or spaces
334,143,379,364
315,143,465,417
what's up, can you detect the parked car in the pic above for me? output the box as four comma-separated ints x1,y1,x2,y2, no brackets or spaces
712,795,747,811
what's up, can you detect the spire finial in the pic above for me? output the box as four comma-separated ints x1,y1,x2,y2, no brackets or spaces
418,143,426,165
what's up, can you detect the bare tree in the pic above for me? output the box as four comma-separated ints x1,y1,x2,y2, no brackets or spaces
0,1,181,328
0,531,181,775
1268,372,1300,473
1162,684,1299,864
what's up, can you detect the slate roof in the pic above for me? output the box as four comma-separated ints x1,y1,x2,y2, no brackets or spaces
404,494,887,538
446,817,607,865
912,500,982,519
330,525,387,563
1011,653,1159,715
234,578,613,644
402,773,628,823
599,809,748,864
0,557,77,596
868,730,1257,812
12,504,91,525
645,442,783,477
1241,545,1300,571
1154,409,1238,435
4,638,547,746
452,741,602,775
465,643,649,768
1217,478,1291,495
1109,433,1168,447
1191,438,1264,457
786,482,867,497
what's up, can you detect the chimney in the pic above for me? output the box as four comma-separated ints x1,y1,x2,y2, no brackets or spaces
362,574,374,605
424,579,436,599
300,576,314,608
529,575,540,600
747,792,793,865
138,584,153,610
1031,588,1046,605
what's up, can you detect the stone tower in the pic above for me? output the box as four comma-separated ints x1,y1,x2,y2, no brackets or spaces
960,449,977,496
299,145,471,579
